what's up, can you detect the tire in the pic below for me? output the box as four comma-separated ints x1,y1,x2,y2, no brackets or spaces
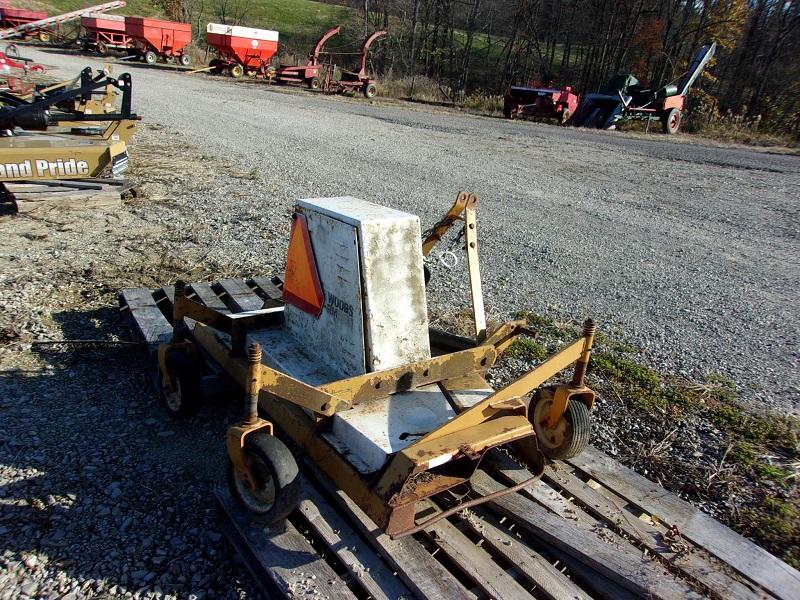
227,432,300,524
164,55,175,64
308,77,322,90
662,107,681,134
144,50,158,65
530,387,591,460
179,54,191,66
157,352,204,418
363,82,377,99
229,63,244,78
37,31,50,43
96,42,108,56
560,109,571,125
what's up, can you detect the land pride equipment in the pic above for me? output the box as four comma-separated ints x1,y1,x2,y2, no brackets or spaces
138,192,597,539
274,26,340,89
206,22,279,78
0,1,126,42
0,67,138,180
503,82,579,123
569,42,716,134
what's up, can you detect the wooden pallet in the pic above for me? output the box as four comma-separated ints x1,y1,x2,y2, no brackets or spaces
1,178,134,213
120,277,800,600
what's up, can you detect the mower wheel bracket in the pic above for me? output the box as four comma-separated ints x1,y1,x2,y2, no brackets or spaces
226,419,274,492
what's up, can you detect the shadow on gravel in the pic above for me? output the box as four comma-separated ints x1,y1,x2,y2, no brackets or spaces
0,304,258,596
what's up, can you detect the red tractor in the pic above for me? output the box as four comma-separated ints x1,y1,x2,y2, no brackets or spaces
503,82,579,124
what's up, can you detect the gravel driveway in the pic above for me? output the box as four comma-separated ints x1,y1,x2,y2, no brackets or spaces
0,45,798,599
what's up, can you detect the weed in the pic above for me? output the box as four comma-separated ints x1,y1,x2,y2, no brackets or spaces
505,339,546,361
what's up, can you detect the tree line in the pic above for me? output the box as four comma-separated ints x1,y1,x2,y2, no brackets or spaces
351,0,799,134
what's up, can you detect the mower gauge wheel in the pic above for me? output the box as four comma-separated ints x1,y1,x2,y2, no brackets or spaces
157,352,204,418
228,432,300,524
530,386,591,460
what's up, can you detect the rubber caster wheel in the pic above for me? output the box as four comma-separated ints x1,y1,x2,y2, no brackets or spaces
157,352,204,418
228,432,300,524
530,386,591,460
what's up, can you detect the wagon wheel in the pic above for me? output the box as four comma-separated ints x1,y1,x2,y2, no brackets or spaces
363,82,378,99
560,109,571,125
179,54,191,66
157,351,204,418
229,63,244,78
662,108,681,134
529,386,591,460
165,55,175,64
144,50,158,65
38,31,50,43
96,42,108,56
308,76,322,90
227,432,300,524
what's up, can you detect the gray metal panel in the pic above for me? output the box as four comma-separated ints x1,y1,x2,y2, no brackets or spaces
284,209,365,377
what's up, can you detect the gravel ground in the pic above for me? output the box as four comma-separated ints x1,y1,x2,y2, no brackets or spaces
0,46,798,598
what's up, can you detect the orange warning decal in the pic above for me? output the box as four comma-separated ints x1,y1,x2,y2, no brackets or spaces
283,212,324,317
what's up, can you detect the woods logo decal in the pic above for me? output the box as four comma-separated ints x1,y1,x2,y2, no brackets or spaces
0,158,91,179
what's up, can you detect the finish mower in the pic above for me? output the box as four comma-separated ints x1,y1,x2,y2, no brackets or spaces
144,192,597,538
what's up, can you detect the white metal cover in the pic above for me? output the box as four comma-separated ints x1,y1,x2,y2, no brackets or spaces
288,197,430,374
284,206,366,378
331,384,457,473
206,22,279,42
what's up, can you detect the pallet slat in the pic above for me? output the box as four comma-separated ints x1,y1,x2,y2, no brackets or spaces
568,447,800,600
298,479,413,600
187,281,230,313
417,500,533,600
250,275,283,300
471,471,701,600
542,462,771,600
118,288,171,346
214,278,265,312
215,485,358,599
307,463,477,599
458,505,593,600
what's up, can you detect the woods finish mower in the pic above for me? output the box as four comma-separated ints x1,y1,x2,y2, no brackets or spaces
152,193,597,538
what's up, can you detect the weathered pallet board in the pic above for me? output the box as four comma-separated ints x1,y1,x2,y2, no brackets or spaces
121,276,799,600
2,179,133,213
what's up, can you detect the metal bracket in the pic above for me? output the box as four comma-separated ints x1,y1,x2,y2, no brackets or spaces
226,419,274,492
156,338,196,391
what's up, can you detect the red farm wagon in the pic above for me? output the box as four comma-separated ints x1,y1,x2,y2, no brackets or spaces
206,22,278,78
81,14,131,55
125,16,192,66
